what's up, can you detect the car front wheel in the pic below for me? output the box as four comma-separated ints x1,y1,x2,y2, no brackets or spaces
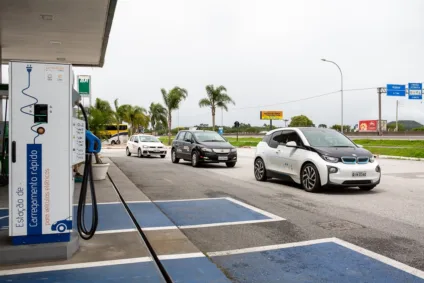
254,158,267,181
171,149,180,163
138,148,143,158
301,163,321,192
191,151,199,167
126,147,131,156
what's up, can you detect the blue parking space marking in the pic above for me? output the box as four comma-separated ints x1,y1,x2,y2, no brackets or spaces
72,203,135,233
210,239,424,283
0,208,8,231
161,256,231,283
0,259,165,283
127,202,176,229
155,197,283,228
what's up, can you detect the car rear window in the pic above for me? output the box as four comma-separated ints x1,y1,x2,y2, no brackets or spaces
262,135,271,143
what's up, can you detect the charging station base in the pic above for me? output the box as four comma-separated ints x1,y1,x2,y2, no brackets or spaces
0,231,80,265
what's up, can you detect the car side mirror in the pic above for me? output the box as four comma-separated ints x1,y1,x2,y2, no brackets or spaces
286,141,297,147
134,140,139,143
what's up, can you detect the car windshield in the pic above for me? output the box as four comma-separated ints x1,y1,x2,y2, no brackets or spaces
193,132,226,142
300,129,356,147
138,136,160,143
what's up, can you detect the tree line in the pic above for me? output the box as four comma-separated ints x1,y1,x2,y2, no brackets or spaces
86,84,235,145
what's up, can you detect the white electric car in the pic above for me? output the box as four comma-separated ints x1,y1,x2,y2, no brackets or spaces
126,134,167,158
254,127,381,192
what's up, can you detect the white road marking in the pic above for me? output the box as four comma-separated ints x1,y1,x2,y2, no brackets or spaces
207,238,333,257
154,197,227,203
142,226,178,231
225,197,285,220
331,238,424,279
207,237,424,279
0,257,152,276
158,252,205,260
95,229,137,234
180,218,283,229
126,200,152,203
163,178,173,184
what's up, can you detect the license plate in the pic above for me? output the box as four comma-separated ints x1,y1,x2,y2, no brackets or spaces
218,156,228,161
352,171,366,177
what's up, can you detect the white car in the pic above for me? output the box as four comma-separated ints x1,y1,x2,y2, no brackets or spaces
108,132,128,145
126,134,167,158
254,127,381,192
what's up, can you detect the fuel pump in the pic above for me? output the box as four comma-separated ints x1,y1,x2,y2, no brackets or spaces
8,61,99,245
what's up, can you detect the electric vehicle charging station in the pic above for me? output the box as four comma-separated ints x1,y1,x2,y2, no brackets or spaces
8,61,89,245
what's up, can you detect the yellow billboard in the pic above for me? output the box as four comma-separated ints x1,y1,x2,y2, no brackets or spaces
260,111,283,120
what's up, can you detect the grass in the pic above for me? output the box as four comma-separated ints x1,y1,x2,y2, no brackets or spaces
363,147,424,158
158,136,424,158
352,139,424,147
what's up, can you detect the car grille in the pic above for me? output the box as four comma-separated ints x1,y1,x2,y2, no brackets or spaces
149,146,164,149
213,148,230,153
341,156,369,164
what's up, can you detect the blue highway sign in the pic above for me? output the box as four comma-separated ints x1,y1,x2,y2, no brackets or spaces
408,83,422,100
387,84,406,96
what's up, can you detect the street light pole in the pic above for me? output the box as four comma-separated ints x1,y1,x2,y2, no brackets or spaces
322,59,343,133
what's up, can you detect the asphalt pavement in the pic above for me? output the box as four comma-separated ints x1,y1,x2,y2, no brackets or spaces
103,147,424,282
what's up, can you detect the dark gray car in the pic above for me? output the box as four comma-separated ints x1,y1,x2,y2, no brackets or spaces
171,130,237,167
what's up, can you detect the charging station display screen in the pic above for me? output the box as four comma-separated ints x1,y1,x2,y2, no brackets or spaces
34,104,48,123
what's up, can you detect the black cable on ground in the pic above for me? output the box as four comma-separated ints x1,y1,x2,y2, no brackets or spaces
76,103,98,240
0,99,9,186
107,173,173,283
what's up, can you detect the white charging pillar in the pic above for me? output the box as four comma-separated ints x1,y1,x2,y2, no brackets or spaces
8,61,84,245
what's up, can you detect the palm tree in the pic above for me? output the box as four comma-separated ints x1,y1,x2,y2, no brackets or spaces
120,104,149,135
198,85,235,130
113,99,125,144
88,98,114,164
149,102,168,134
161,87,188,145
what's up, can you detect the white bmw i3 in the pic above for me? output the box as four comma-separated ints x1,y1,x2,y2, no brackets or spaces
254,127,381,192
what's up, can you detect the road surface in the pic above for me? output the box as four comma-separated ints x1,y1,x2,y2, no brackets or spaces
103,147,424,282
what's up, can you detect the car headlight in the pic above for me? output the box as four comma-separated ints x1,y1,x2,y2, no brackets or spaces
231,148,237,152
369,156,375,163
321,155,339,163
200,147,213,152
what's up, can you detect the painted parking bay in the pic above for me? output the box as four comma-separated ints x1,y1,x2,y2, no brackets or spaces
0,208,8,231
209,238,424,283
149,197,284,228
0,258,166,283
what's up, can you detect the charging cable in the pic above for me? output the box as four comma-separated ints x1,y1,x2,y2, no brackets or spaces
76,103,99,240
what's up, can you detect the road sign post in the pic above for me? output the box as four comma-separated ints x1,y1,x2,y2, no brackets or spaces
234,121,240,141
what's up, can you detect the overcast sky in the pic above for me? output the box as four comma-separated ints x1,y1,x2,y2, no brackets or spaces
3,0,424,128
